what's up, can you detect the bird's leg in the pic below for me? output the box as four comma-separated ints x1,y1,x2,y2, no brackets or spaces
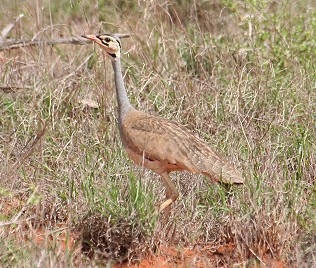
159,172,179,218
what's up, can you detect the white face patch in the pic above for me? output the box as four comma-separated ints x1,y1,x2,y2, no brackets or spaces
97,35,121,58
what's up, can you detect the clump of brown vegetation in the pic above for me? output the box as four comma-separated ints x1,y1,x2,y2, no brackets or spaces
79,212,154,263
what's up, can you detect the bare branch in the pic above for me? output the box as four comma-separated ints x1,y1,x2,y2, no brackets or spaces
0,34,131,51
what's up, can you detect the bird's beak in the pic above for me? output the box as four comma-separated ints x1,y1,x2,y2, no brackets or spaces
82,34,98,41
82,34,104,47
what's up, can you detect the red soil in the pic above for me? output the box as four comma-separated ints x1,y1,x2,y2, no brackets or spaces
29,223,77,252
1,199,286,268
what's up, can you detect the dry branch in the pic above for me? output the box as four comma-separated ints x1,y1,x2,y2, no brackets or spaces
0,34,130,51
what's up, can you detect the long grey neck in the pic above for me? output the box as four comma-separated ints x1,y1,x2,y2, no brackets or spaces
111,57,133,123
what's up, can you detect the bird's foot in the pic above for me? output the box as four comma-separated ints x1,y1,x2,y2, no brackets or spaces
159,198,173,213
157,199,173,225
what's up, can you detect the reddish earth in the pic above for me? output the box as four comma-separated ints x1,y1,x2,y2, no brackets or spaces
5,224,287,268
112,243,285,268
28,223,78,253
26,229,286,268
1,199,286,267
113,245,218,268
28,226,233,267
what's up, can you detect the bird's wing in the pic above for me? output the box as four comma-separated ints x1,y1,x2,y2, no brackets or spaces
122,111,244,183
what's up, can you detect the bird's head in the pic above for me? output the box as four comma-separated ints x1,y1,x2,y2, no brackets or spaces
82,34,121,58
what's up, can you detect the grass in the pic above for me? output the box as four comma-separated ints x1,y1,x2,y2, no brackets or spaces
1,0,315,267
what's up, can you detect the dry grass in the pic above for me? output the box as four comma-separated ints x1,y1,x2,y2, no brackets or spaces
1,0,315,267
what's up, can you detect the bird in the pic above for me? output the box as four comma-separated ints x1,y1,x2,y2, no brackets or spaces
82,34,244,218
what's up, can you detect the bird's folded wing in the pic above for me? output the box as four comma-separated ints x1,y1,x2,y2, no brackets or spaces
123,112,227,175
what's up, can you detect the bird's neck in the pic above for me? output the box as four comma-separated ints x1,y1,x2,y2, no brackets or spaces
111,57,133,122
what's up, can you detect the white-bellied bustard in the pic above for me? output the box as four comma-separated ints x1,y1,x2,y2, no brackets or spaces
82,34,244,218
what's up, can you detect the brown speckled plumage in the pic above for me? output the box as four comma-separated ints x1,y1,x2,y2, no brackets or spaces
122,110,243,183
83,34,244,217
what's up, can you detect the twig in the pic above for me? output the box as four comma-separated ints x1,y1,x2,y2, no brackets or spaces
0,36,87,51
0,34,131,51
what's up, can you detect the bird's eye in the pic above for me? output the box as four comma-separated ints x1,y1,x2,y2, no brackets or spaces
105,37,111,42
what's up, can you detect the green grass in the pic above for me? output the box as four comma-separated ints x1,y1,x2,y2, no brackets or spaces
0,0,315,267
